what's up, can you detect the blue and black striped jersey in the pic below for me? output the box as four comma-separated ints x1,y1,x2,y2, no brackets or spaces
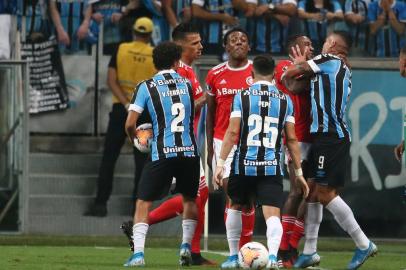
307,54,352,139
230,81,295,176
130,70,199,161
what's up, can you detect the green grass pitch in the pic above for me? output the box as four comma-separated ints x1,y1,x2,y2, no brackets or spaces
0,236,405,270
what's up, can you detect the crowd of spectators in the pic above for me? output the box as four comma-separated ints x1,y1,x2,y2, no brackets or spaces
1,0,405,58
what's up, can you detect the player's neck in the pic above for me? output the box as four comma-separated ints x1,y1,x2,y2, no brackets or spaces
228,58,248,69
254,75,273,83
181,56,193,66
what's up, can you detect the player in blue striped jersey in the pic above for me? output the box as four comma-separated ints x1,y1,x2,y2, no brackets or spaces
124,42,200,267
284,31,377,270
214,54,309,269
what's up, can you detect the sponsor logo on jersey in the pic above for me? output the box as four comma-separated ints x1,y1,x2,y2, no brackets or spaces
163,145,196,154
217,87,245,96
156,77,188,86
243,159,278,166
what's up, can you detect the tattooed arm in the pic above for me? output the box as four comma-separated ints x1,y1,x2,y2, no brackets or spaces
282,45,315,94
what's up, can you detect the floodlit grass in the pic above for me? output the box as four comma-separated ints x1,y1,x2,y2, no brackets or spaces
0,236,405,270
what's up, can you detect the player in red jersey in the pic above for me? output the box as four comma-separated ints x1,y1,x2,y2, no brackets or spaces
206,28,256,251
123,23,214,266
274,35,314,268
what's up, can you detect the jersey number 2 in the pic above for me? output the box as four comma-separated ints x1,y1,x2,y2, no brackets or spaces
171,103,185,132
247,114,278,148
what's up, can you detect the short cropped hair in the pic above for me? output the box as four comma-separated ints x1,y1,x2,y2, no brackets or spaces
285,34,306,54
222,27,249,46
153,42,182,70
401,45,406,55
253,54,275,76
332,31,352,49
172,22,200,41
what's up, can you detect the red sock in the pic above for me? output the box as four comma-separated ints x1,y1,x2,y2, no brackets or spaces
280,215,295,250
191,186,209,254
148,195,183,225
289,218,305,249
239,208,255,248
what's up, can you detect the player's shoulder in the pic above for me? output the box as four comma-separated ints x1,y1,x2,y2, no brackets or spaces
208,61,227,75
177,63,195,78
139,77,157,90
275,59,293,80
312,53,341,62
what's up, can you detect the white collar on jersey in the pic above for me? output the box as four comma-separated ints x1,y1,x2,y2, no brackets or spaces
226,60,252,71
157,69,176,75
180,60,192,68
253,80,274,86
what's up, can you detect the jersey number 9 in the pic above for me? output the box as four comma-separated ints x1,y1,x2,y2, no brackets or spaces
247,114,279,148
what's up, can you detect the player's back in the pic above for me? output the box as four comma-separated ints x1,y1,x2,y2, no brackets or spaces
309,54,351,138
143,70,198,161
232,81,294,176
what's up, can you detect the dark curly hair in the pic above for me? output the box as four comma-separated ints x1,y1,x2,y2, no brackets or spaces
153,41,182,70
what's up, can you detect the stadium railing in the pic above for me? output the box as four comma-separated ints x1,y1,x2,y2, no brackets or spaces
0,60,29,233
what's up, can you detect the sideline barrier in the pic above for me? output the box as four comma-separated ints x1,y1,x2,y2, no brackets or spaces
0,60,29,232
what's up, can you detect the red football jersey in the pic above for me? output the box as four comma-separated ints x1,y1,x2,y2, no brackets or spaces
274,60,312,143
177,61,204,134
206,61,253,140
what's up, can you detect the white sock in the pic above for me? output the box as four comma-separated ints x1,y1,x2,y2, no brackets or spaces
266,216,283,257
132,223,149,254
182,219,197,245
226,209,242,256
303,202,323,255
326,196,369,250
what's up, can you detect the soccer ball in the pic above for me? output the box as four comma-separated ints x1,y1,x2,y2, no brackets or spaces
133,123,153,153
238,242,269,269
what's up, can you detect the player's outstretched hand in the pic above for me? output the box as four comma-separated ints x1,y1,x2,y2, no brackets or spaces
289,44,308,64
394,141,404,162
213,166,224,190
296,175,309,198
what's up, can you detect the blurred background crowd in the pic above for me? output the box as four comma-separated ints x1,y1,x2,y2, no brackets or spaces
1,0,405,59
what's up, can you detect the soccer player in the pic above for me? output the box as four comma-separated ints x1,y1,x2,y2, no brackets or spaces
274,35,314,268
283,31,378,270
214,54,309,269
143,22,214,266
124,41,200,267
206,27,255,249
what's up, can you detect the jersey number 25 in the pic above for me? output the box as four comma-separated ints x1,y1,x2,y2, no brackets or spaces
247,114,279,148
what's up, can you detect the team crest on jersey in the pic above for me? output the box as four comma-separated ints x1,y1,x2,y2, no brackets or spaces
246,76,253,86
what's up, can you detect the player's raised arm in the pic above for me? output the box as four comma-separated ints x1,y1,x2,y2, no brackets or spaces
282,45,314,94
